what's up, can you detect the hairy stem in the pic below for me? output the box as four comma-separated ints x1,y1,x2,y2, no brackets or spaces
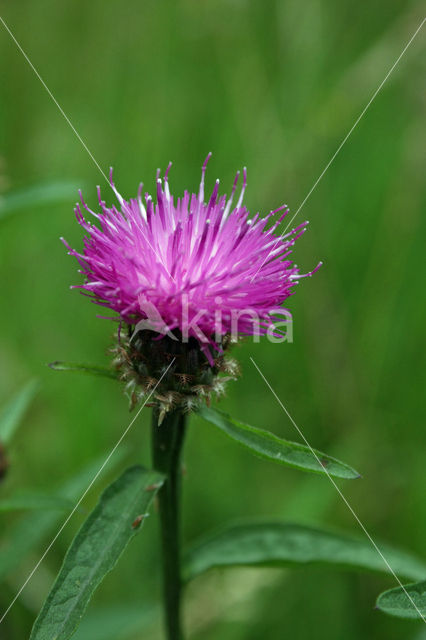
152,409,186,640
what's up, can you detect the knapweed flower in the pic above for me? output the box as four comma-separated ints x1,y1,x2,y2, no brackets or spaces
63,155,320,417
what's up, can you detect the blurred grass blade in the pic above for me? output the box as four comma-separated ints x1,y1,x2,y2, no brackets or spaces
72,604,159,640
30,466,164,640
183,522,426,582
376,580,426,619
0,447,128,581
48,361,119,380
0,380,39,445
197,407,360,479
0,181,79,220
0,493,73,512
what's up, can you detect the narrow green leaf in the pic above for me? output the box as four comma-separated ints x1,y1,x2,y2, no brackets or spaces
48,361,119,380
197,407,360,479
30,465,164,640
0,493,73,512
0,447,128,581
0,380,39,445
376,580,426,620
183,522,426,583
0,181,79,219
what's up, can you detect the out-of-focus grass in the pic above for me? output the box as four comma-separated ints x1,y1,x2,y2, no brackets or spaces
0,1,425,638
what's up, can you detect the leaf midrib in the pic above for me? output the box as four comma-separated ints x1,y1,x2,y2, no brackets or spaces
49,480,147,638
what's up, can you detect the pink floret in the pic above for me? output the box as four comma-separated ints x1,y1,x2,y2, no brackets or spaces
63,156,321,345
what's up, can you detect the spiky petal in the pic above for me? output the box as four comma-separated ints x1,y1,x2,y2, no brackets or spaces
63,156,320,348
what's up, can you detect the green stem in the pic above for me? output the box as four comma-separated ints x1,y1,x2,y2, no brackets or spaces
152,409,186,640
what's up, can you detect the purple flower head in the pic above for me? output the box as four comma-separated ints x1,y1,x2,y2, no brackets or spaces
63,154,320,353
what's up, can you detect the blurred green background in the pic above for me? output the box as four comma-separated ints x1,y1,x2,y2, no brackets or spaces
0,1,425,638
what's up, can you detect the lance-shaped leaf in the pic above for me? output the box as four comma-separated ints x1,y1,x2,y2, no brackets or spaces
48,361,119,380
183,522,426,583
0,181,79,220
197,407,360,479
376,580,426,620
0,380,39,445
30,465,164,640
